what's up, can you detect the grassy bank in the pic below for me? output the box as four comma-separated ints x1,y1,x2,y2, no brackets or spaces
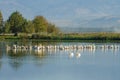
1,32,120,42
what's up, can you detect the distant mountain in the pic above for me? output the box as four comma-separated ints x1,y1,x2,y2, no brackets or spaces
60,27,115,33
84,16,120,28
60,16,120,33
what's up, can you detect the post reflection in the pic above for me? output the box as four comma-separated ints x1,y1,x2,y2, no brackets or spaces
0,53,2,69
0,45,3,70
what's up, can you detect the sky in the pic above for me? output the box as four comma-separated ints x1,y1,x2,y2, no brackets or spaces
0,0,120,28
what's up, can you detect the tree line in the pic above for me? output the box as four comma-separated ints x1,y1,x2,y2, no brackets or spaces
0,11,59,34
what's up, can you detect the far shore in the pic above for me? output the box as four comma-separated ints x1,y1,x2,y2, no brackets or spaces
0,32,120,42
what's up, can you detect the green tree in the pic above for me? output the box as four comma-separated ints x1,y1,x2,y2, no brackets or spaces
47,23,60,34
21,19,28,32
0,11,3,33
23,21,35,33
7,11,26,33
33,16,48,33
4,22,11,33
3,11,60,34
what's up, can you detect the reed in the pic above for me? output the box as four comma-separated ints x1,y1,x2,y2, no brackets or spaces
1,32,120,41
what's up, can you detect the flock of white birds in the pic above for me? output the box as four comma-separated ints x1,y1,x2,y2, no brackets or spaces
6,44,120,58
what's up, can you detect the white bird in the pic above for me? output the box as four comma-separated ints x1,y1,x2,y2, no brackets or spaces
12,45,17,49
76,53,81,58
69,52,74,58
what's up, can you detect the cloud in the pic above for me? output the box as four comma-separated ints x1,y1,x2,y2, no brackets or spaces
74,7,110,20
50,19,73,27
1,0,120,28
75,8,91,16
0,0,34,20
0,0,14,4
49,6,112,28
117,20,120,23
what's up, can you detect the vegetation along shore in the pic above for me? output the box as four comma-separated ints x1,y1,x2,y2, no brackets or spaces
0,11,120,42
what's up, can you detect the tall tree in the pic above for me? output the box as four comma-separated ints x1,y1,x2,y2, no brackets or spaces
0,11,3,33
4,22,11,33
47,23,60,34
23,21,35,33
33,16,48,33
7,11,26,33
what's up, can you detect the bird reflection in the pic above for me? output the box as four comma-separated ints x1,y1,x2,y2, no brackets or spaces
4,43,120,69
68,52,74,58
76,52,81,58
68,52,81,59
33,49,46,58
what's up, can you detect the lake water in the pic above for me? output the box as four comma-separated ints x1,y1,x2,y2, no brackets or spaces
0,41,120,80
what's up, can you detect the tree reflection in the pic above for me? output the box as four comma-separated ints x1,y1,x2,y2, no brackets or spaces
0,48,3,70
7,50,27,70
7,50,27,58
0,57,2,69
6,47,48,69
9,60,22,70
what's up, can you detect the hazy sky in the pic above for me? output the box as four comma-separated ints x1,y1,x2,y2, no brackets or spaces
0,0,120,27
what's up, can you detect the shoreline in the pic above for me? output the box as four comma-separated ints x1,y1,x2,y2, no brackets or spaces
3,39,120,43
0,32,120,42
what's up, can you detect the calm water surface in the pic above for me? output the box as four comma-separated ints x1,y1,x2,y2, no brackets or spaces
0,41,120,80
